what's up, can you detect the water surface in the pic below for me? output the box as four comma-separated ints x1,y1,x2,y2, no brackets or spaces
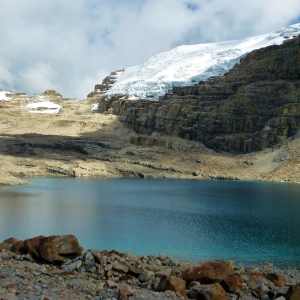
0,178,300,267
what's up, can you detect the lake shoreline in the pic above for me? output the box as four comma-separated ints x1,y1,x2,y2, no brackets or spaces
1,235,300,300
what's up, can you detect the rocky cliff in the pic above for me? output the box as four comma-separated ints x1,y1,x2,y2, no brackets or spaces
93,36,300,153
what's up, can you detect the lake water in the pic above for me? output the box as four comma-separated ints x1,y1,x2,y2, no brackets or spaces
0,178,300,267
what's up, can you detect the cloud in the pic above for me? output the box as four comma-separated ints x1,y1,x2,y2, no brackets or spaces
0,0,299,98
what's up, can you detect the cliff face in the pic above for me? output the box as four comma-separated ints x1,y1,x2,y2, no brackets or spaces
95,36,300,153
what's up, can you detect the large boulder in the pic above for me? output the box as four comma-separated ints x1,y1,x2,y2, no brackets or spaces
158,276,186,293
220,274,243,293
182,260,235,284
11,240,26,254
24,235,45,260
188,283,230,300
3,237,18,245
23,235,81,263
38,235,81,263
286,285,300,300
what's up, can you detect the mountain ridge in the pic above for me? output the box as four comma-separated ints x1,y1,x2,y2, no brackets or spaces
89,23,300,100
92,33,300,154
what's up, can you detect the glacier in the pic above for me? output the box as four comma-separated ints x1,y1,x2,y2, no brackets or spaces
105,23,300,100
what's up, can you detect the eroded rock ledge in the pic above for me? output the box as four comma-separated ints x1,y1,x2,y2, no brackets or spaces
1,235,300,299
93,36,300,154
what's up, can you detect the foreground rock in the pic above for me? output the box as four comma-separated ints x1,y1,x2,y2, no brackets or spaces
1,236,300,299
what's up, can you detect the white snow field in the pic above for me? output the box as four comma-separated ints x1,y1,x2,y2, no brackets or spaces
0,91,12,101
105,23,300,100
27,101,61,114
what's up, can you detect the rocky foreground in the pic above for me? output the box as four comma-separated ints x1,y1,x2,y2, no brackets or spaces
0,235,299,300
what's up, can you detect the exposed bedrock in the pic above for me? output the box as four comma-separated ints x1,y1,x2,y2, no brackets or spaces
95,36,300,153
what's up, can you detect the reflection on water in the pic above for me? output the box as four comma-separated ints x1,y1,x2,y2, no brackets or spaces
0,178,300,267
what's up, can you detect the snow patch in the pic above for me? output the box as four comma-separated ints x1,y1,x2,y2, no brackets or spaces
91,103,99,111
27,101,61,114
0,91,13,101
105,23,300,100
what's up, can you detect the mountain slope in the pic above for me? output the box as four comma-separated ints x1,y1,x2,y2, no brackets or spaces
95,34,300,154
96,24,300,100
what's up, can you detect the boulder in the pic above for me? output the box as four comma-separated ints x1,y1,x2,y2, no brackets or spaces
220,274,243,293
107,280,118,289
63,260,82,272
242,271,270,290
3,238,18,245
113,260,129,273
38,235,81,263
182,260,235,284
129,264,144,276
189,283,230,300
11,240,26,254
266,273,286,287
286,285,300,300
0,242,12,251
24,235,45,260
138,270,154,282
155,268,172,278
117,286,135,300
94,253,106,265
158,276,186,293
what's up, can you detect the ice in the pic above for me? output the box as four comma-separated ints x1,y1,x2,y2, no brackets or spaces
105,23,300,100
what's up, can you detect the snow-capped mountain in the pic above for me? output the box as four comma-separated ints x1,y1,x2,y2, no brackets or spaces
104,23,300,100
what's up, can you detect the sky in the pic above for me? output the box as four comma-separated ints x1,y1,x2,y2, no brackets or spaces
0,0,300,99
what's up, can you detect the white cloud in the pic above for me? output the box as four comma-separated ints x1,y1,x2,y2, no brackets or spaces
0,0,299,99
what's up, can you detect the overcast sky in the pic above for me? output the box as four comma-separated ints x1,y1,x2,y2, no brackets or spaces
0,0,300,99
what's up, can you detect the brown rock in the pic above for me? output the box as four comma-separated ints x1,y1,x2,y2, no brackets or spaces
45,267,71,276
243,271,270,290
3,237,18,245
94,253,106,265
220,274,243,293
119,274,136,281
117,286,135,300
11,240,26,254
182,260,235,284
129,264,144,276
266,273,286,287
107,249,127,258
39,235,81,263
24,235,45,260
0,242,12,251
113,260,129,273
286,285,300,300
155,268,172,278
189,283,230,300
158,276,186,293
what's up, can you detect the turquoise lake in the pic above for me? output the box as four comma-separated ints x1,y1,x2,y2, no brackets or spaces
0,178,300,268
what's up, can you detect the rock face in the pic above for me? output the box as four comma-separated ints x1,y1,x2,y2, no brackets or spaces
87,70,125,98
95,36,300,153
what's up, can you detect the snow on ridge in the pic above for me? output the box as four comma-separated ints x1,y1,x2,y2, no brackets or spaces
106,23,300,100
27,101,61,114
